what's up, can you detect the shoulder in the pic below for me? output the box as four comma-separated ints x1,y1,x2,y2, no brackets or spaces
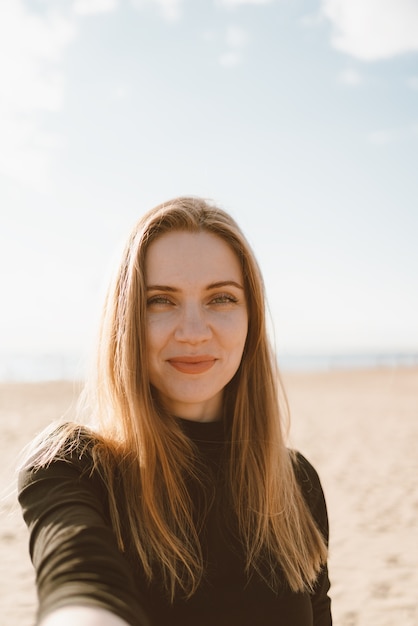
18,422,100,492
17,422,112,531
290,451,329,540
291,451,322,495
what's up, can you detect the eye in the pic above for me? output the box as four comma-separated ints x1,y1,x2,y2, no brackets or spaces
209,293,239,305
147,295,174,307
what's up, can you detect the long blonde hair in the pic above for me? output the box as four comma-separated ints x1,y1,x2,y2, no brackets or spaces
29,197,327,600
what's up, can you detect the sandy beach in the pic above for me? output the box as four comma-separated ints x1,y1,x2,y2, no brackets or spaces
1,368,417,626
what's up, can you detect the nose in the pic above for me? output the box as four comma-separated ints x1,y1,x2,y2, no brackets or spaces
174,303,212,344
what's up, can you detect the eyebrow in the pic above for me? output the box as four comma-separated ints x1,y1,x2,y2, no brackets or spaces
146,280,244,292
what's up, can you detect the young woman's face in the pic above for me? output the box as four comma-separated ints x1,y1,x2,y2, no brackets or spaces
145,230,248,422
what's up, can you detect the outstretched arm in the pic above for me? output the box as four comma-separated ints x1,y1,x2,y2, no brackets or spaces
18,457,151,626
40,606,131,626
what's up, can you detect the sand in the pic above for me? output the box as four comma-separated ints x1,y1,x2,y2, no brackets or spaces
1,368,417,625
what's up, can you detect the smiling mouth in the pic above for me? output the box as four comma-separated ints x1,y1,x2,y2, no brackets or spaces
168,356,216,374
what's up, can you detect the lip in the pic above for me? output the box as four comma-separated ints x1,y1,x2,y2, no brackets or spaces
168,355,217,375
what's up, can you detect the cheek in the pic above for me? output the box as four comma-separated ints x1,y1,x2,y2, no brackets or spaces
147,315,171,345
146,323,164,366
237,310,249,340
227,312,248,354
238,317,249,358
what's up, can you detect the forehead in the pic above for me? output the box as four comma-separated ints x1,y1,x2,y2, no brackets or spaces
145,230,243,284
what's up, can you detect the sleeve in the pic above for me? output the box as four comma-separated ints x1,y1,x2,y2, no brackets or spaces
18,455,152,626
293,452,332,626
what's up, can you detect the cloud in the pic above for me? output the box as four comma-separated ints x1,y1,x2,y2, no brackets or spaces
321,0,418,61
300,12,325,28
219,25,249,67
338,68,363,86
225,24,249,47
217,0,273,6
73,0,119,15
0,1,76,190
154,0,183,20
219,50,241,67
130,0,183,21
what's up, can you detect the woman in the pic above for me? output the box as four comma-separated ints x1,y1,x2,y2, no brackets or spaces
18,197,332,626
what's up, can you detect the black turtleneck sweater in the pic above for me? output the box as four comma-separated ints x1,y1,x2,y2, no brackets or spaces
18,419,332,626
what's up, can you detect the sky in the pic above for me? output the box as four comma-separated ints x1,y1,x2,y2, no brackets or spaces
0,0,418,375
